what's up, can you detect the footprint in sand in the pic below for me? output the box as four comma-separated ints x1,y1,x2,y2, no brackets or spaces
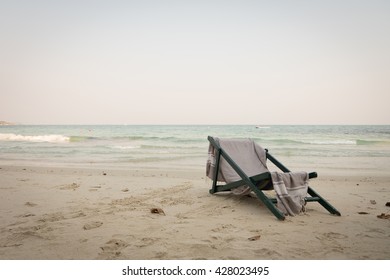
316,232,348,241
254,248,282,258
60,183,80,191
135,237,160,248
83,221,103,230
98,239,129,259
211,224,236,233
25,202,37,207
89,186,102,192
18,213,35,218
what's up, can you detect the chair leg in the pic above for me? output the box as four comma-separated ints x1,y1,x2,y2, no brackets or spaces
251,185,286,220
307,187,341,216
210,149,222,194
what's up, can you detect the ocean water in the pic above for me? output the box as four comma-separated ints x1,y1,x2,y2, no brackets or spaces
0,125,389,175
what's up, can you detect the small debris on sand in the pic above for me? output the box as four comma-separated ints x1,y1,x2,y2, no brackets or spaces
377,213,390,219
248,235,261,241
150,208,165,215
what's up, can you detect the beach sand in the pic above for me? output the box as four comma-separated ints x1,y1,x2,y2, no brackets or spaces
0,164,389,260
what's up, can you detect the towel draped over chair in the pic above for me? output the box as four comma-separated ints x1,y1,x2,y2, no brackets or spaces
207,138,309,216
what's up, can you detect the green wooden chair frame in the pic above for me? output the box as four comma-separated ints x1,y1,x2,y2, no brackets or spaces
208,136,341,220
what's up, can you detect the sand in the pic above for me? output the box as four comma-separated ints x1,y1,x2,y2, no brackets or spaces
0,164,389,260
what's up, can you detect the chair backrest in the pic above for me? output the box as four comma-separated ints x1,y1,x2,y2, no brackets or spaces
217,138,269,183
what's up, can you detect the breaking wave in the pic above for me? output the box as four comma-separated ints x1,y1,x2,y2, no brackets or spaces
112,145,141,150
256,138,390,146
0,133,70,143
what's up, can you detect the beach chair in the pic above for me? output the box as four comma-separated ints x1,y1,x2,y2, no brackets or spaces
206,136,341,220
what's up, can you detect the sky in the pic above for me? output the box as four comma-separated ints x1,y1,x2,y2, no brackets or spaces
0,0,389,125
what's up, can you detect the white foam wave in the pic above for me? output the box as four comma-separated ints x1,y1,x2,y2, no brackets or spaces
302,140,356,145
0,133,70,143
112,145,141,150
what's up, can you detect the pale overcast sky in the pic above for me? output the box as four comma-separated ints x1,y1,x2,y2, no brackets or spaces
1,0,389,125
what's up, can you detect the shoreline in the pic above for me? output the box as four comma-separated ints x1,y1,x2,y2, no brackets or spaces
0,164,389,260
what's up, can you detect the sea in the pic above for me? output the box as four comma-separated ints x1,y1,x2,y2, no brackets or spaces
1,125,389,175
